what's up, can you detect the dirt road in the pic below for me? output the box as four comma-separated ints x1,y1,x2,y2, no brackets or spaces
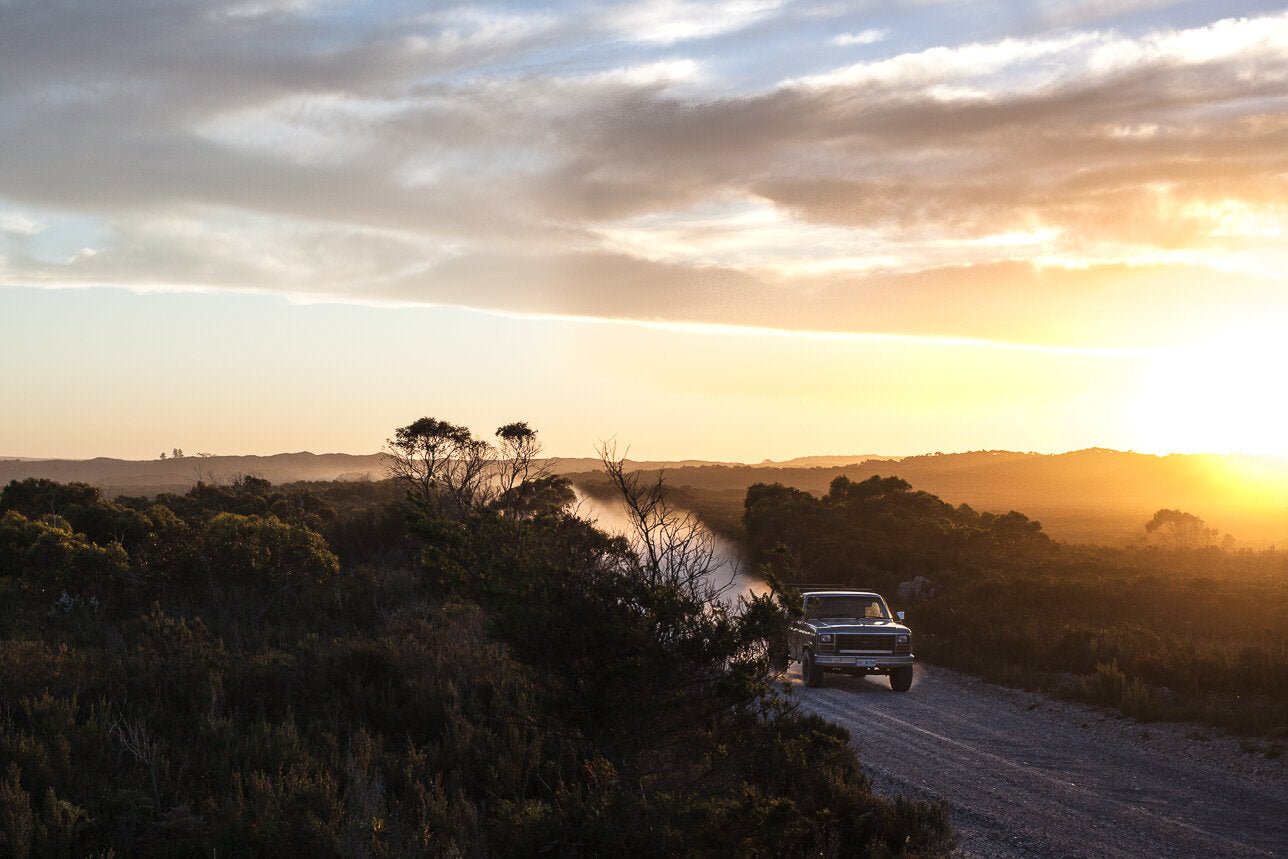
792,663,1288,857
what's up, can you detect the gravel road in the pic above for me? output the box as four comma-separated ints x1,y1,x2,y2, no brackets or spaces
791,663,1288,858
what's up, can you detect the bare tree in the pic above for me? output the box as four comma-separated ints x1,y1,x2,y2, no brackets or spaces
113,714,163,815
385,417,560,519
385,417,473,507
495,422,546,494
597,441,733,605
494,422,558,515
441,436,495,519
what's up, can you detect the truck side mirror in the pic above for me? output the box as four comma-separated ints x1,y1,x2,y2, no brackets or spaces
896,610,906,621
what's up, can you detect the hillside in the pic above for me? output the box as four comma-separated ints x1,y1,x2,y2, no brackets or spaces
0,452,390,496
5,448,1287,546
569,449,1288,547
0,453,846,495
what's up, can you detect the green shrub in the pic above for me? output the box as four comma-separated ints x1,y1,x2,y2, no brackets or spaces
0,472,959,856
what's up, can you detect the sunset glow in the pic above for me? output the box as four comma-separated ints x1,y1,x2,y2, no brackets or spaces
3,1,1288,460
1131,321,1288,457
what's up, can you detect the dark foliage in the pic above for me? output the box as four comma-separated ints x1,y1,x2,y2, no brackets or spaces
0,452,955,856
741,475,1288,736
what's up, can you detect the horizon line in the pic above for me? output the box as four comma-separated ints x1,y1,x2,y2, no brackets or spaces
6,447,1287,465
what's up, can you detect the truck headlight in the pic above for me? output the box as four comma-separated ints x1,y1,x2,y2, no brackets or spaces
819,633,835,651
895,633,911,653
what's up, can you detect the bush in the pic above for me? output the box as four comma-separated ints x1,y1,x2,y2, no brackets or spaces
0,469,958,856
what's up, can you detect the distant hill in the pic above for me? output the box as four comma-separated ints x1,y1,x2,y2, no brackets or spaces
0,452,388,497
5,448,1287,546
752,454,897,468
0,452,770,494
567,449,1288,548
0,452,754,496
860,449,1288,547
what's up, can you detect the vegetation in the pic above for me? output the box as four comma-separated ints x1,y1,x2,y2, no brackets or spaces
0,425,954,857
1143,508,1222,549
561,449,1288,547
741,474,1288,738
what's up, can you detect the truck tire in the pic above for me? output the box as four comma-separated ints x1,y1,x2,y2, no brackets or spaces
803,650,824,688
889,667,913,692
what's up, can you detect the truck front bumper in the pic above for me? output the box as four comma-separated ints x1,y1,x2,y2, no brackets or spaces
814,653,914,671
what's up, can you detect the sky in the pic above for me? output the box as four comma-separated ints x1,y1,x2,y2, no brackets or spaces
3,0,1288,461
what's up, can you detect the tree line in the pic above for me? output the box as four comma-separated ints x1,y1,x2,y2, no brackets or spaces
739,473,1288,739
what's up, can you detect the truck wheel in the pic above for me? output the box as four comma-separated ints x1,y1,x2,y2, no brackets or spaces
889,667,913,692
803,650,824,688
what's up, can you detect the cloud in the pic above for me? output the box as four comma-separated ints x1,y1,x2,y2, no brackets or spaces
0,213,43,236
2,1,1287,347
602,0,787,45
791,32,1100,90
1036,0,1184,29
832,29,890,46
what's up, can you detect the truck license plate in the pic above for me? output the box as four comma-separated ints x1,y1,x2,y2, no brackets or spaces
855,659,877,667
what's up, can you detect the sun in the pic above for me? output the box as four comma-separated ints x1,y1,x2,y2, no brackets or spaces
1130,321,1288,457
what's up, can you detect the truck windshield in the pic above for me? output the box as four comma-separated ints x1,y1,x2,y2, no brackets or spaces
806,596,889,620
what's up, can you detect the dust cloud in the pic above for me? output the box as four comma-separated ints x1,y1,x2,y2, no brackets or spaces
572,488,768,607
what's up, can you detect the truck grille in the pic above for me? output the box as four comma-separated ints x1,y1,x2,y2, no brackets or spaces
836,633,895,653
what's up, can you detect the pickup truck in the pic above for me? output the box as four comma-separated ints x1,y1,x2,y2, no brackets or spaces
788,588,914,691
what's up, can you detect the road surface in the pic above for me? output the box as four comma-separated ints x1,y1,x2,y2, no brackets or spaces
791,663,1288,857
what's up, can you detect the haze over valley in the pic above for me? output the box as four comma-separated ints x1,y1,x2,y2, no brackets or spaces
7,447,1288,547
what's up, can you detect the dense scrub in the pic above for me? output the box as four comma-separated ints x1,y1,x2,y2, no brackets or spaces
741,475,1288,739
0,462,954,856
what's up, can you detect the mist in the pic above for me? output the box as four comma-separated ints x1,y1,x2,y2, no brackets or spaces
572,487,768,607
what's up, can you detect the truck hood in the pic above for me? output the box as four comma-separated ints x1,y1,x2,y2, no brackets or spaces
812,619,911,635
